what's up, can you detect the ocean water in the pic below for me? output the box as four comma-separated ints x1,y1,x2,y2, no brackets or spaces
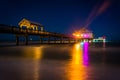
0,42,120,80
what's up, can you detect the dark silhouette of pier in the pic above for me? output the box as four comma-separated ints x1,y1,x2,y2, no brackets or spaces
0,24,76,45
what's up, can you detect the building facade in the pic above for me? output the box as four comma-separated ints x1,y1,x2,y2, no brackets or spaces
18,18,44,31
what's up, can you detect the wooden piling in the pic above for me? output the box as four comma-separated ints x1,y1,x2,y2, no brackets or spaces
60,37,63,43
40,36,43,43
25,36,28,45
16,35,19,46
48,36,50,43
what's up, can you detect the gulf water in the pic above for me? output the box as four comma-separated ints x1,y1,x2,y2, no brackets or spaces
0,42,120,80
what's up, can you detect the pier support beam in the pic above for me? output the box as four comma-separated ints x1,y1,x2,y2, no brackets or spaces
48,36,50,43
40,36,43,43
25,36,28,45
68,38,71,43
60,37,63,43
54,37,56,43
16,36,19,46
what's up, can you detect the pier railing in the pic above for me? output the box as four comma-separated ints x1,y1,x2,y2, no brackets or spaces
0,24,75,45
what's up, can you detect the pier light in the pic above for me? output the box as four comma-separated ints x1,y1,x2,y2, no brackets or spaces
84,34,87,37
72,32,80,38
103,39,106,42
89,40,92,43
87,34,89,37
81,34,83,37
80,42,84,46
72,28,93,39
76,34,80,37
72,33,76,36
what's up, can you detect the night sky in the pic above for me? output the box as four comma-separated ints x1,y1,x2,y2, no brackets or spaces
0,0,120,41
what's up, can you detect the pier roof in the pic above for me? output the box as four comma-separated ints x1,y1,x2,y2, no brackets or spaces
18,18,43,27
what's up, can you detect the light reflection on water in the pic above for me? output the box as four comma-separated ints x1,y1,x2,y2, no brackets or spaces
83,42,89,66
0,43,120,80
33,47,42,80
22,43,89,80
23,46,44,80
65,42,89,80
23,46,43,60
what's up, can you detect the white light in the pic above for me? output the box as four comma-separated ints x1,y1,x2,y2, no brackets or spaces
80,42,84,45
89,40,92,43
